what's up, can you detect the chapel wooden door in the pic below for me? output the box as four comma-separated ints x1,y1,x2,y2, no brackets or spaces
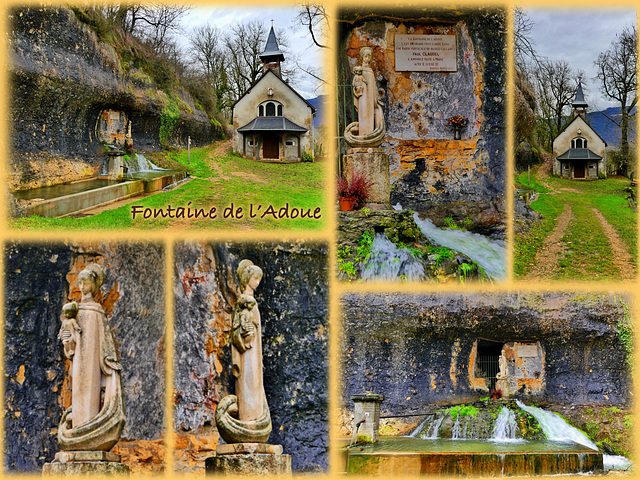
574,163,585,178
263,135,279,159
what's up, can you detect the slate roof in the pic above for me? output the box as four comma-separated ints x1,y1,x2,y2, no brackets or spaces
237,116,307,133
260,26,285,63
572,82,588,109
553,115,608,147
556,148,603,160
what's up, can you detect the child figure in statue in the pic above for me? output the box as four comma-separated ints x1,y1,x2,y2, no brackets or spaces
58,301,80,357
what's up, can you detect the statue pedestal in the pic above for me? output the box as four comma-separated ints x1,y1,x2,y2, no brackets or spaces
495,378,511,398
343,147,390,209
42,451,130,475
205,443,291,475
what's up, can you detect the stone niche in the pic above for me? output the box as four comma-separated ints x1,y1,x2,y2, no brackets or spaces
338,9,506,232
97,109,127,145
469,339,545,396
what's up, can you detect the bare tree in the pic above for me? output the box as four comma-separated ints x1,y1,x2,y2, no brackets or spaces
189,24,231,110
596,25,638,172
134,4,191,53
296,3,329,49
514,8,538,70
532,59,585,150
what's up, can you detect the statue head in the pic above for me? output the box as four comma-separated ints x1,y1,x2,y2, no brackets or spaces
77,264,105,296
359,47,373,66
62,302,78,319
237,259,263,292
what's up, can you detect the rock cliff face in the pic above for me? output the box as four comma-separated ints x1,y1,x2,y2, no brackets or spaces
10,6,220,190
173,242,329,473
341,293,631,420
4,242,165,472
339,9,506,234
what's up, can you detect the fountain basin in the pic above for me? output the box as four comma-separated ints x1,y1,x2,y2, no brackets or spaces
15,170,187,218
345,437,602,476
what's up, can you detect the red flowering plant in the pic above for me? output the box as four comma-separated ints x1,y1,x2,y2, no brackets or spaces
337,170,373,209
448,115,468,129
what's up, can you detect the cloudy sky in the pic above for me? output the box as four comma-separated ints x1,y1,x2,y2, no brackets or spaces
524,8,636,111
179,7,325,99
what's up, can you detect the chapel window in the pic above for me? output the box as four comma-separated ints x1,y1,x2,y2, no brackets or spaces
258,101,283,117
571,137,587,149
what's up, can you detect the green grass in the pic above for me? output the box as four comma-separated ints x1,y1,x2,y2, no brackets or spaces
514,174,637,278
11,144,327,231
515,170,550,193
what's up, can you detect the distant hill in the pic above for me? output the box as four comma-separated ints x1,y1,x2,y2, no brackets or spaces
586,107,637,147
306,95,327,129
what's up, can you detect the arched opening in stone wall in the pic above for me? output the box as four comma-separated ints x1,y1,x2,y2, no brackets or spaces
475,339,502,390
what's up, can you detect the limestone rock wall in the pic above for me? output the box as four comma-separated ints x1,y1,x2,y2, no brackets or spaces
341,293,631,420
339,9,506,232
173,242,329,473
10,6,220,190
4,242,166,472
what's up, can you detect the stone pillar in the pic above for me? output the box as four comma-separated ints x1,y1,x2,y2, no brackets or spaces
343,148,390,210
352,393,384,443
42,451,129,475
206,443,292,475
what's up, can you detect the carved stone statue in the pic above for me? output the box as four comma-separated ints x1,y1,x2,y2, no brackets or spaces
496,350,508,379
215,260,272,444
57,264,126,451
345,46,386,147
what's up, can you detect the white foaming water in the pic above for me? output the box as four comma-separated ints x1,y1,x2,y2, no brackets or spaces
413,214,506,280
361,233,426,282
604,455,633,471
411,414,444,439
516,401,633,471
516,401,597,449
125,153,163,172
490,407,522,442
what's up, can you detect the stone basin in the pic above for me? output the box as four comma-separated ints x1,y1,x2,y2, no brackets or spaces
14,170,188,217
345,436,603,476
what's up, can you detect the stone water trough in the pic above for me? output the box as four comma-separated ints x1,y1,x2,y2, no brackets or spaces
12,152,188,218
343,397,605,477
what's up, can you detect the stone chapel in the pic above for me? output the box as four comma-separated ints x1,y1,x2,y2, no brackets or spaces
232,26,316,162
552,83,607,179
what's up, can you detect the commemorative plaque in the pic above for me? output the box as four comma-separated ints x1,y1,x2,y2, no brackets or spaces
395,34,457,72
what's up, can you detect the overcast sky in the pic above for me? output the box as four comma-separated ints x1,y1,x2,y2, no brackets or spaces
179,7,324,99
524,8,637,111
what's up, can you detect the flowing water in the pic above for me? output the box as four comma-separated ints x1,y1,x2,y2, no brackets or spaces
491,406,520,442
413,214,506,280
360,233,426,282
516,400,632,471
124,153,164,172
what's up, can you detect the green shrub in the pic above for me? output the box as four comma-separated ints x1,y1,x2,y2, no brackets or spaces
301,150,314,163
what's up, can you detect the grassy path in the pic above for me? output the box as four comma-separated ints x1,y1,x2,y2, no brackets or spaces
515,166,637,281
11,140,327,231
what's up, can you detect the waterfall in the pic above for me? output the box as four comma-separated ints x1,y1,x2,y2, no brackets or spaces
411,414,444,439
516,400,632,471
413,214,506,280
515,400,597,449
124,153,163,172
361,233,426,281
490,407,520,442
451,415,462,439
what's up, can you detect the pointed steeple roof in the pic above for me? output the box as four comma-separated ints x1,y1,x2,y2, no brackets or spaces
260,26,285,63
572,82,588,109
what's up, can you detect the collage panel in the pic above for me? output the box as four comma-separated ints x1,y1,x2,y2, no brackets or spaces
4,242,166,473
8,4,328,231
172,241,329,474
336,7,507,283
514,8,637,281
339,292,633,475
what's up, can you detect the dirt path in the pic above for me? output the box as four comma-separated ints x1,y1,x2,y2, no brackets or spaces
590,207,636,279
525,204,574,279
206,139,232,181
